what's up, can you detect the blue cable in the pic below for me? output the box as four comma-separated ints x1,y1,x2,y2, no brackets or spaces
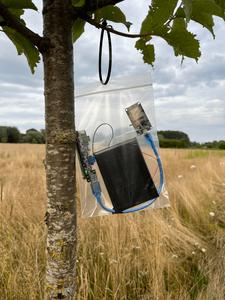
93,132,164,214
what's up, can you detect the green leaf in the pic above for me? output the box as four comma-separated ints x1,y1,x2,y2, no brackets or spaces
8,8,26,23
135,38,155,65
140,0,178,35
215,0,225,18
72,0,85,7
1,0,37,10
72,18,85,43
165,18,201,60
192,0,223,17
192,11,215,37
95,5,132,31
191,0,224,37
3,27,40,73
182,0,192,23
0,15,4,23
178,0,224,37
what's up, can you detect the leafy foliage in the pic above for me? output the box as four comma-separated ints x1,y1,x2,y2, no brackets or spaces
177,0,224,37
0,126,20,143
158,130,190,143
182,0,192,23
159,138,189,148
140,0,178,35
0,15,4,23
3,27,40,73
22,128,45,143
1,0,225,70
94,5,132,30
158,130,190,149
158,130,225,149
135,38,155,65
0,126,45,144
72,0,85,8
72,18,86,43
1,0,37,10
165,18,201,59
135,0,178,64
0,0,40,73
136,0,225,64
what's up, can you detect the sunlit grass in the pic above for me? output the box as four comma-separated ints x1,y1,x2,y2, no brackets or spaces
0,144,225,299
185,149,225,159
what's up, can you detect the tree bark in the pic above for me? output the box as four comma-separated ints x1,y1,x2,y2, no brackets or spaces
42,1,76,299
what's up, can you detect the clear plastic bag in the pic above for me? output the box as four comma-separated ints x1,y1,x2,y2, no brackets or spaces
75,73,169,217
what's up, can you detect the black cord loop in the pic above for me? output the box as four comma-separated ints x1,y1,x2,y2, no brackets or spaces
98,20,112,85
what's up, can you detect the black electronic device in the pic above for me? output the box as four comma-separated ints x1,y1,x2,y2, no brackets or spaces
94,137,159,212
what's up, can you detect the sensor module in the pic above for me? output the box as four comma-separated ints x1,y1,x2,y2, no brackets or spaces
77,130,101,195
125,102,152,135
76,101,164,215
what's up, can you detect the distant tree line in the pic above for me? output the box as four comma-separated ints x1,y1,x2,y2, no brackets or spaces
158,130,190,148
190,140,225,150
158,130,225,149
0,126,224,149
0,126,45,144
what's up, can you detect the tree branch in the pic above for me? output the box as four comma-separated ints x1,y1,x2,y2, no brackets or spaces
0,1,49,53
79,14,152,39
72,0,152,39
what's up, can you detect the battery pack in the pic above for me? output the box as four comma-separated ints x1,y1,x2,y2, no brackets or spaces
94,138,159,212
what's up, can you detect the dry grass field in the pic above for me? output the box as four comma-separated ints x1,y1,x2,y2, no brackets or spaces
0,144,225,300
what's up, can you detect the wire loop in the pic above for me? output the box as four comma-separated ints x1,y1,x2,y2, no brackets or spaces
98,20,112,85
92,122,114,154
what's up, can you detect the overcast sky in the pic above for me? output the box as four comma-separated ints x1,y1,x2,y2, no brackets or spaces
0,1,225,142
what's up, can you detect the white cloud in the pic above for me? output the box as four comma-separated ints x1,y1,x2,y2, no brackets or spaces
0,1,224,142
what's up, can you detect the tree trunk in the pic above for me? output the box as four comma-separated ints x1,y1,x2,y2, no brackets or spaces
42,1,76,299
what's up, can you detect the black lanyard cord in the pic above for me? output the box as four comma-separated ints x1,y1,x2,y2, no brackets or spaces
98,20,112,85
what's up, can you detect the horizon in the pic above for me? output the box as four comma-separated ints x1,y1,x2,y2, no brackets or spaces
0,1,224,143
0,124,224,144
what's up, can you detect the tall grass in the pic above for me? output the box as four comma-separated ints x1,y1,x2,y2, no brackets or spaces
0,144,224,299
